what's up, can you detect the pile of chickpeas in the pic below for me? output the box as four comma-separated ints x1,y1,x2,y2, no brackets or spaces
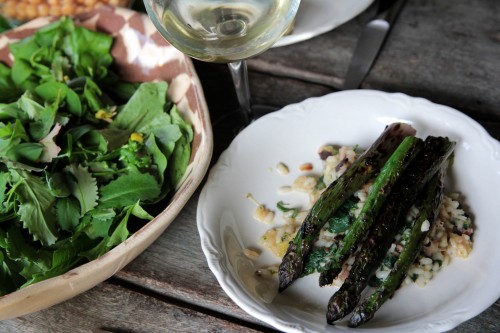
0,0,131,22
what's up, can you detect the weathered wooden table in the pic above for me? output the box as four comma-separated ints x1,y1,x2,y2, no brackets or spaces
2,0,499,332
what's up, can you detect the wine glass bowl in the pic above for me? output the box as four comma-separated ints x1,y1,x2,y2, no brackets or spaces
144,0,300,132
143,0,300,63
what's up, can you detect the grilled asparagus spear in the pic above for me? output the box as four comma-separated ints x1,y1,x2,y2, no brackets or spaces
278,123,417,292
319,136,424,287
348,167,446,327
326,136,455,324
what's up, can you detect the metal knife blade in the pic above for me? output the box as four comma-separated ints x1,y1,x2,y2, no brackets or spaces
343,0,407,90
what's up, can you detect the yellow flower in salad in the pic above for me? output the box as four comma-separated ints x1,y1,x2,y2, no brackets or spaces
95,108,117,123
130,132,144,143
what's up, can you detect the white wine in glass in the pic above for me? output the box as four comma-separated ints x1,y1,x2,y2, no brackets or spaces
144,0,300,124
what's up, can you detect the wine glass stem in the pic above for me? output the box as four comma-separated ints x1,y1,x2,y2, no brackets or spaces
228,61,252,124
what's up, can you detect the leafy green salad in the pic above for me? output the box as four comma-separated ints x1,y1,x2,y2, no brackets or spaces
0,17,193,295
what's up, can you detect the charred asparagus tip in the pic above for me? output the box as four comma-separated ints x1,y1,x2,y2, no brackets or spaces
278,281,288,293
319,270,335,287
278,265,294,292
326,289,354,324
348,310,371,328
326,303,344,324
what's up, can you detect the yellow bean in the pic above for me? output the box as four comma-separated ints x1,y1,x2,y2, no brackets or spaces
26,3,38,19
49,5,61,16
2,0,17,17
61,4,74,15
75,5,86,13
38,3,49,16
16,2,28,20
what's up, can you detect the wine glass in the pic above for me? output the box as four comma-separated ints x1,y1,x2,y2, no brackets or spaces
143,0,301,126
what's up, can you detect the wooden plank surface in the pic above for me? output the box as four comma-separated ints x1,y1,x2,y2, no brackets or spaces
0,279,272,333
364,0,500,120
2,0,500,331
252,0,500,119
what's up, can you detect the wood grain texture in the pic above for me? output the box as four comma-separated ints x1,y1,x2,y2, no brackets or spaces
252,0,500,120
0,280,273,333
1,0,500,331
364,0,500,121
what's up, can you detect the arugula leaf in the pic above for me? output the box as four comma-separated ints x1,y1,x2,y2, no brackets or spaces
106,207,131,248
0,64,22,103
0,103,27,122
11,58,34,88
85,208,116,239
99,128,129,151
0,249,19,295
0,171,9,205
0,120,29,156
170,105,193,142
63,23,113,79
98,171,160,208
9,169,58,245
20,91,59,141
34,16,70,49
55,197,80,232
83,77,104,112
141,119,182,157
130,203,154,221
111,82,169,132
20,235,95,288
82,201,152,261
47,171,71,198
81,129,108,155
145,134,168,188
167,106,193,187
1,223,52,279
64,164,99,216
5,142,43,164
34,81,83,117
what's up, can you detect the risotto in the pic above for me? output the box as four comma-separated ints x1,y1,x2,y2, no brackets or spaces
251,144,474,288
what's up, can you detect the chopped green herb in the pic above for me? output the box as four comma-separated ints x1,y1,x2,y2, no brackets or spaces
302,246,338,276
327,197,359,234
314,175,326,191
276,201,299,218
382,255,398,269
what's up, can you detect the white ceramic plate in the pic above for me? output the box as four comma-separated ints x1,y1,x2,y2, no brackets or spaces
0,7,213,320
197,90,500,333
274,0,375,47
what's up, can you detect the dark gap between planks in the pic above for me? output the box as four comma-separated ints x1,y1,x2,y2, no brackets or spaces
108,277,280,333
